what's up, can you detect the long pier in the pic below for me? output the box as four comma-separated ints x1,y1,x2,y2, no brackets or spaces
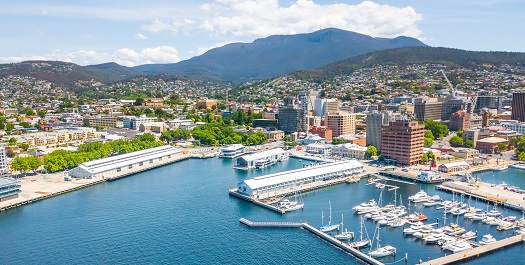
421,234,525,265
239,218,303,228
239,218,384,265
436,182,525,212
229,189,286,214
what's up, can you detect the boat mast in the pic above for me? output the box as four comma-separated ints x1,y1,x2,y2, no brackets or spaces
328,200,332,225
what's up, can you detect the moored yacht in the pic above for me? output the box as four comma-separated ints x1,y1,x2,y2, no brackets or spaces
479,234,496,245
443,241,473,253
408,190,431,202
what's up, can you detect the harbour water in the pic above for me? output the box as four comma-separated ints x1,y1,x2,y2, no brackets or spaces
1,158,524,264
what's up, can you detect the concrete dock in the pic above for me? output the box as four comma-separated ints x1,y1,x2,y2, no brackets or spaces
437,181,525,211
239,218,303,228
421,234,525,265
239,218,385,265
1,152,194,212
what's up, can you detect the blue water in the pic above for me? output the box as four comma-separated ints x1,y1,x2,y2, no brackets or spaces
1,158,524,264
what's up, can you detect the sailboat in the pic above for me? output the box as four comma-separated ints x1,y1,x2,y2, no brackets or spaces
349,215,371,248
319,201,340,232
368,224,396,258
335,214,354,240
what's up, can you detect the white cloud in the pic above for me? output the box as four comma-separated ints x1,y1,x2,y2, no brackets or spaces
135,33,148,40
0,46,180,66
192,40,241,56
143,0,423,39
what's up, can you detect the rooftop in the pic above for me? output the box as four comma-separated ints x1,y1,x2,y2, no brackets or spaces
238,148,285,162
242,160,364,190
477,137,508,144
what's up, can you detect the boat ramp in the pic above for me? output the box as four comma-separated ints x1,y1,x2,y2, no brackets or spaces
421,234,525,265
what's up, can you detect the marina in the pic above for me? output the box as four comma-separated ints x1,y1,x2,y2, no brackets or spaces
2,155,525,264
421,234,525,265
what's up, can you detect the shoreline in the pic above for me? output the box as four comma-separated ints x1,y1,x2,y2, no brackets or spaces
0,153,194,212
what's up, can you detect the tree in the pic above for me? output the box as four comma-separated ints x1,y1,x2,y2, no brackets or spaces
20,121,31,128
365,145,378,158
497,142,507,153
449,135,464,147
424,120,449,139
456,130,463,138
6,123,15,131
422,152,429,163
424,130,434,139
8,137,17,146
424,137,434,148
37,109,47,118
464,139,474,148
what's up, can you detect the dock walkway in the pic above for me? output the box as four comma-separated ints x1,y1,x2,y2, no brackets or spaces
421,234,524,265
437,181,525,212
239,218,303,228
239,218,384,265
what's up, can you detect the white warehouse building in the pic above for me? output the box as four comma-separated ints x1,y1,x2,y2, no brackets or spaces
237,160,365,196
69,145,181,179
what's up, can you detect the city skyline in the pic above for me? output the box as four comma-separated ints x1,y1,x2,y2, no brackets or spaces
1,0,524,66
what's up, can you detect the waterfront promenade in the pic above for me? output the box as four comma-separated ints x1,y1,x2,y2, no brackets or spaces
0,152,191,211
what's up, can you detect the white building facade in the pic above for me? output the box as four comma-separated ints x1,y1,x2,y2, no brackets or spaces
69,145,181,179
237,160,365,196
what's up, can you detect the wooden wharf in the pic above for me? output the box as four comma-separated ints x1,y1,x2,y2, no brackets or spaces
421,234,524,265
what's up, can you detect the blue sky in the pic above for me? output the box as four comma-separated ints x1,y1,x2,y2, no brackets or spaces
1,0,523,66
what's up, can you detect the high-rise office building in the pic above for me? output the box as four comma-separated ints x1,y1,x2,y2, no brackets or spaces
278,106,306,134
381,121,425,166
298,90,317,115
326,112,356,137
0,146,9,177
414,98,443,121
511,92,525,122
449,110,471,131
366,111,389,150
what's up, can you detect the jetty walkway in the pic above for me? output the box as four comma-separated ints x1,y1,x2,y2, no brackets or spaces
437,181,525,211
421,234,525,265
239,218,384,265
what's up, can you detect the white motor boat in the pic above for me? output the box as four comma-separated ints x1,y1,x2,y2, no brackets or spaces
408,190,430,202
353,199,377,212
487,209,502,217
511,163,525,170
451,208,467,215
423,199,438,207
389,219,407,228
424,231,445,244
460,231,477,239
479,234,496,245
443,241,473,253
471,213,487,221
493,165,508,171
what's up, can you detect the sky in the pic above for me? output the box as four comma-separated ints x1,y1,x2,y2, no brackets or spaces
1,0,524,67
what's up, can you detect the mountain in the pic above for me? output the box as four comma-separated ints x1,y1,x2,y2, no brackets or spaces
0,61,140,88
291,46,525,81
133,28,427,82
